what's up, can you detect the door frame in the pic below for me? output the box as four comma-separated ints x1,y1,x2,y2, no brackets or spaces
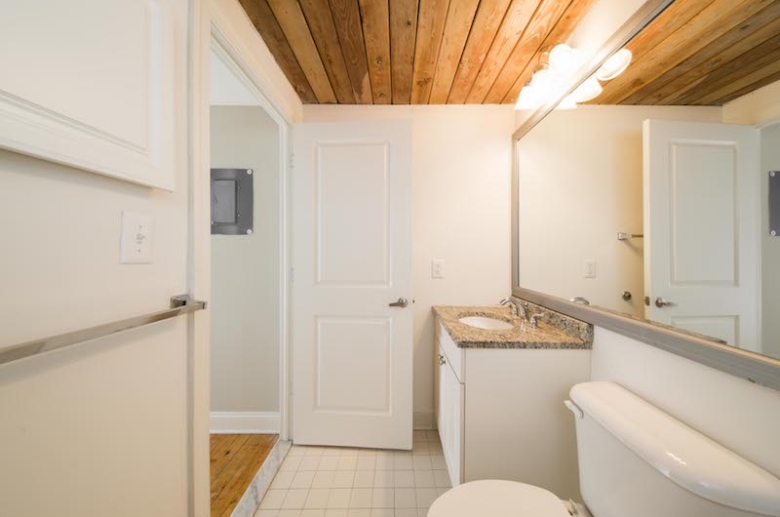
189,1,299,515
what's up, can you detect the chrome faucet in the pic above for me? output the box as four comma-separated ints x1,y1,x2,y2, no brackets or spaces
530,313,548,328
500,297,528,321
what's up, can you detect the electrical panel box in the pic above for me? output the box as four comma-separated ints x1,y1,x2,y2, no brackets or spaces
211,168,254,235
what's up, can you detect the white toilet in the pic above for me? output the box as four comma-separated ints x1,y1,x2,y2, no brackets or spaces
428,382,780,517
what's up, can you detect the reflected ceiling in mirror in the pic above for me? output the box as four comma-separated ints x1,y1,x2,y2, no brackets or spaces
513,0,780,361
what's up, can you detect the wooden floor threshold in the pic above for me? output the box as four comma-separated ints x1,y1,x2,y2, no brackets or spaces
210,433,278,517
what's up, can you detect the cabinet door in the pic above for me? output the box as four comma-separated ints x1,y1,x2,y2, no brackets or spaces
437,345,463,486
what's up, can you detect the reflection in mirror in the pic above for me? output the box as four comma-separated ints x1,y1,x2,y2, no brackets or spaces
514,0,780,360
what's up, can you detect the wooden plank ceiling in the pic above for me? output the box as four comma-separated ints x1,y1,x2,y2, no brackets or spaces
238,0,599,104
592,0,780,106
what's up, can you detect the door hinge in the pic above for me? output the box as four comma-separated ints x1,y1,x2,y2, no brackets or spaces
289,266,295,283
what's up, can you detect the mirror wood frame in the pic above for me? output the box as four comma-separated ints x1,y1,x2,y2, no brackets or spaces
510,0,780,391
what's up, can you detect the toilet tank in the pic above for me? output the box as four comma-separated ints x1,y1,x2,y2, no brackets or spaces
568,382,780,517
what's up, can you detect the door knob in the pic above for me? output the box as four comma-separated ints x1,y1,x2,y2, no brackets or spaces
655,297,674,308
389,297,408,308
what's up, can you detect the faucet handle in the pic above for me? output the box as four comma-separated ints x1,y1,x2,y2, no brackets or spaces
530,313,548,328
499,297,512,305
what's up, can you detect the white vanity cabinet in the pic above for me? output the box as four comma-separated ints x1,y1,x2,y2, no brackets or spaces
433,317,591,500
435,340,465,486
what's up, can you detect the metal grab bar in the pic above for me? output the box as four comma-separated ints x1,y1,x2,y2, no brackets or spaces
0,294,206,366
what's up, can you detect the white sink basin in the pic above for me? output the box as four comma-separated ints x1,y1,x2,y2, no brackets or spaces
458,316,514,330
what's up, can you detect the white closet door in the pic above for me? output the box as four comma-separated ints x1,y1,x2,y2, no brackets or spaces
292,120,413,450
644,119,760,350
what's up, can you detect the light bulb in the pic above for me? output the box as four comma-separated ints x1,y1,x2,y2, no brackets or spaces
596,49,632,81
572,76,603,102
549,44,583,76
515,85,542,110
556,95,578,110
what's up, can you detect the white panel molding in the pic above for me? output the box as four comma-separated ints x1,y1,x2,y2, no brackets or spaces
210,411,281,434
314,140,391,287
0,0,177,190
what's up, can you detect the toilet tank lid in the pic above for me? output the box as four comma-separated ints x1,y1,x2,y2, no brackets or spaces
570,382,780,517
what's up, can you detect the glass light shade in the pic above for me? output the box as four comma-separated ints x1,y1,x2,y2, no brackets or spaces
515,85,542,110
555,95,578,110
531,68,555,89
596,49,632,81
572,76,603,102
549,44,583,76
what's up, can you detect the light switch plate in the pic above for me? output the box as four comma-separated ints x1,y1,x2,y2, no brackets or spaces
120,211,153,264
432,259,446,279
583,259,596,278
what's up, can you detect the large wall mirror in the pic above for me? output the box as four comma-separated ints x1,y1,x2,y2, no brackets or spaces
513,0,780,363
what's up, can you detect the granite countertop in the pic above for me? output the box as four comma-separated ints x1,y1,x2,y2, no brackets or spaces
433,305,593,349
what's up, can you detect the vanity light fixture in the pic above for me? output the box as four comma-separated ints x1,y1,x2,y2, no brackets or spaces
515,45,633,110
596,49,633,81
572,76,603,103
548,44,583,76
515,44,582,111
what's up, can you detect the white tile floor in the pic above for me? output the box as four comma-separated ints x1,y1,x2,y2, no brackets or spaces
255,430,450,517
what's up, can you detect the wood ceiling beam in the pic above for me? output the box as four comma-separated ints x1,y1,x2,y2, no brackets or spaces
465,0,542,104
359,0,393,104
389,0,419,104
447,0,512,104
694,47,780,105
597,0,767,105
711,67,780,105
266,0,337,103
411,0,451,104
634,1,780,105
325,0,373,104
428,0,480,104
238,0,318,103
670,30,780,105
593,0,717,104
299,0,357,103
500,0,599,105
485,0,572,104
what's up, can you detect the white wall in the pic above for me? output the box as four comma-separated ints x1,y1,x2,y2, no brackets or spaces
517,105,721,315
210,106,280,417
760,123,780,358
301,105,515,427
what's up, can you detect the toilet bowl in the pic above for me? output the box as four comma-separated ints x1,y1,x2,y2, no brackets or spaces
428,382,780,517
427,479,579,517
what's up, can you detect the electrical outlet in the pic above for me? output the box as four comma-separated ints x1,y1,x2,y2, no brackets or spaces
432,259,446,279
120,211,153,264
583,259,596,278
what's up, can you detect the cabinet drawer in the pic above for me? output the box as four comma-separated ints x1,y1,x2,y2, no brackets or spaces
437,321,465,383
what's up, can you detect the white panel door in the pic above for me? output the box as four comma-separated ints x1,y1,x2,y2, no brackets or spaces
292,120,413,449
644,119,760,350
0,0,177,189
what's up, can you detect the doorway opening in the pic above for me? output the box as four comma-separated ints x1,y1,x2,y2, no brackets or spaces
208,42,285,517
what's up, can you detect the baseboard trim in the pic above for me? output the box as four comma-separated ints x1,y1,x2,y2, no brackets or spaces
210,411,280,434
414,411,435,430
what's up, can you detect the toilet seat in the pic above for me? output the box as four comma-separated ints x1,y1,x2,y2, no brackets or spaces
427,480,572,517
